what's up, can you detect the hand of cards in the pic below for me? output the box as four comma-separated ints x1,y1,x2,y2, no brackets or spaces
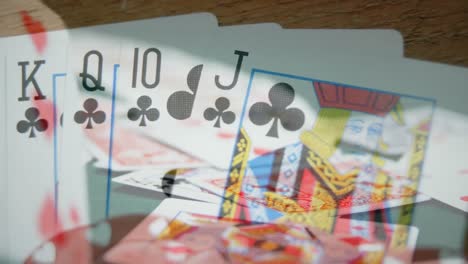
2,11,468,263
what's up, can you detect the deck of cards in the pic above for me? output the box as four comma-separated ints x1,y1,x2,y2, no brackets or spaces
1,12,467,263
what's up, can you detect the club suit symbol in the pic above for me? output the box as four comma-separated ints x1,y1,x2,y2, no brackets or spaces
74,98,106,129
204,97,236,128
167,64,203,120
17,107,48,138
127,95,160,126
249,82,305,138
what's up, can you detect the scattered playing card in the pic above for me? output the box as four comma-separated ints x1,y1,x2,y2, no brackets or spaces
87,124,207,171
106,199,419,263
112,169,220,203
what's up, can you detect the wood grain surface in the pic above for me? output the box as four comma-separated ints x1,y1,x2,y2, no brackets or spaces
1,0,467,66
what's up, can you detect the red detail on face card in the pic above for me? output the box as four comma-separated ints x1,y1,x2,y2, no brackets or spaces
352,225,366,231
20,10,47,54
460,196,468,202
340,236,368,247
253,147,271,156
297,169,317,210
459,169,468,175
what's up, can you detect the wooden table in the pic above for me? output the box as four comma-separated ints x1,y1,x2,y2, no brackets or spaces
1,0,467,66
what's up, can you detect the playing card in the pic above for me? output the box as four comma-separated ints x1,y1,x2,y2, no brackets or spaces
112,169,220,202
101,200,230,263
4,30,72,261
107,199,418,264
61,13,219,223
88,124,206,171
168,214,418,263
281,214,419,263
103,212,234,264
2,31,74,259
222,222,323,263
156,199,416,248
185,33,466,218
214,72,433,221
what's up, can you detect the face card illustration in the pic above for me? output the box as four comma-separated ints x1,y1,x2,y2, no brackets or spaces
219,70,435,227
4,31,69,261
199,41,467,238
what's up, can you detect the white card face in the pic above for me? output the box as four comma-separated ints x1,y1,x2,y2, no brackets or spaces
4,31,69,261
62,29,133,226
0,40,7,260
420,109,468,212
62,13,219,223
